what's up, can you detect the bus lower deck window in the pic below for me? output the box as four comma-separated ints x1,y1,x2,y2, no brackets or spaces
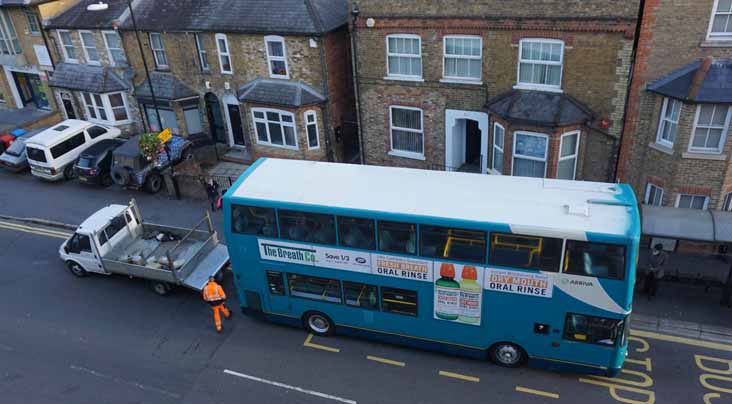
266,271,285,295
287,273,341,304
338,216,375,250
344,282,379,310
231,205,277,237
488,233,562,272
381,287,417,316
378,221,416,255
420,225,485,263
279,210,336,245
563,313,622,346
563,241,626,280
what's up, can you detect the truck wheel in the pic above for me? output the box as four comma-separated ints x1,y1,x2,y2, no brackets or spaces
181,147,194,162
63,164,75,180
303,311,334,337
489,342,526,368
102,173,113,187
145,173,163,193
66,261,87,277
111,166,130,186
149,281,173,296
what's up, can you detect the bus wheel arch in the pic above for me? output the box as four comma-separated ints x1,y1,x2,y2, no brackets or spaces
302,311,335,337
488,341,527,368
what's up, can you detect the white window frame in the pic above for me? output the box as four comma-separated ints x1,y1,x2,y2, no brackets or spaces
149,32,168,69
511,131,549,178
557,131,580,180
58,30,77,63
655,97,681,148
388,105,424,160
102,30,126,66
644,183,664,206
215,33,232,74
491,122,504,174
25,11,40,35
264,35,289,79
194,33,209,71
707,0,732,41
675,194,709,210
0,10,20,55
80,92,131,125
723,192,732,211
78,30,101,65
251,107,298,149
385,34,423,81
516,38,564,92
442,35,482,83
304,110,320,150
688,104,731,154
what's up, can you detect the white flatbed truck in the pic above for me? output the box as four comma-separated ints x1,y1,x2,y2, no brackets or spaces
59,200,229,295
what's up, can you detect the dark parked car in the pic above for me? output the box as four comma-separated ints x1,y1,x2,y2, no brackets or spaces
74,139,125,186
110,134,192,193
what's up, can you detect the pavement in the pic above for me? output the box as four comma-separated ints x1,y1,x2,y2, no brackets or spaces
0,105,56,132
1,169,732,404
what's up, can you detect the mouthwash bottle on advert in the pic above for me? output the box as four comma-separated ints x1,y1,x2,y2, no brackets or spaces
435,263,460,320
458,265,481,324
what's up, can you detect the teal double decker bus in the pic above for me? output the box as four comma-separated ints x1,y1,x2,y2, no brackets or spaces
223,158,640,375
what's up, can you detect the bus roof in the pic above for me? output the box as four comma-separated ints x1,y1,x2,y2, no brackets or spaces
230,159,638,240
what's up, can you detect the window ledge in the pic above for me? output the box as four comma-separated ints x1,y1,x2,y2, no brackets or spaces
682,152,726,161
513,84,563,93
648,142,674,155
383,76,424,83
700,39,732,48
439,78,483,86
255,141,299,151
388,150,425,160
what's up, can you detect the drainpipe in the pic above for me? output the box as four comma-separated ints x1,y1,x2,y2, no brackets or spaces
317,35,335,162
613,0,646,183
350,3,365,164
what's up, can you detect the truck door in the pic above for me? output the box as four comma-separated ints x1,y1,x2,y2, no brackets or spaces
67,233,104,274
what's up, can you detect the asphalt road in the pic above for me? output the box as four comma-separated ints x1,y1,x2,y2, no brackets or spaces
1,171,731,404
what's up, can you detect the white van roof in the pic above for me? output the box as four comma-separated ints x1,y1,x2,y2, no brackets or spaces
230,158,639,239
25,120,94,147
78,204,127,233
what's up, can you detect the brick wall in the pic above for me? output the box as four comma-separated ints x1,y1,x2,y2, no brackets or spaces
323,27,357,161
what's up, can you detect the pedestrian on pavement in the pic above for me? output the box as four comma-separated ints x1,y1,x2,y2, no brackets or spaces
644,244,668,300
203,275,231,333
204,178,220,212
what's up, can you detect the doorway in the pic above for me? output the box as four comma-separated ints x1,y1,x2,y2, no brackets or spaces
12,72,49,110
226,104,246,147
60,92,76,119
204,93,226,143
444,110,489,174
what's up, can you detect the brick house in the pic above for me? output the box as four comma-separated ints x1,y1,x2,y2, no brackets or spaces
45,0,141,135
116,0,356,162
618,0,732,214
351,0,638,182
0,0,57,114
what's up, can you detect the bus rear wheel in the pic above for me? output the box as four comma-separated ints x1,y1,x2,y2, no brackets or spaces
489,342,526,368
303,311,334,336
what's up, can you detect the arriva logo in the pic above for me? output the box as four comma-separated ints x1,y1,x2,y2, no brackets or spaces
569,279,594,287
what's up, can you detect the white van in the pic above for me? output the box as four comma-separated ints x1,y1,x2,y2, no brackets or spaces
26,120,122,181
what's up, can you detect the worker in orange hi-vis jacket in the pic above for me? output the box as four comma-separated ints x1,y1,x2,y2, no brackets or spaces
202,276,231,333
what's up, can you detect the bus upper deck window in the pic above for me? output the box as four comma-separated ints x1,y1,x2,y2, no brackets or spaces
378,221,416,255
563,240,625,280
420,225,485,263
279,210,336,245
338,216,375,250
231,205,277,237
488,233,562,272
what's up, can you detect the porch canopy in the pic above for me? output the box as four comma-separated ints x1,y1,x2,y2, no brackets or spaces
238,78,325,107
49,63,129,93
134,72,199,107
485,89,593,127
642,205,732,242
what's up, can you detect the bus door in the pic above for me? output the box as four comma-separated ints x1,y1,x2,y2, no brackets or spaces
263,268,290,313
555,312,624,367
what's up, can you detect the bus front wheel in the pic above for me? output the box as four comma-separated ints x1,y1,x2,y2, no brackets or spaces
489,342,526,368
303,311,334,337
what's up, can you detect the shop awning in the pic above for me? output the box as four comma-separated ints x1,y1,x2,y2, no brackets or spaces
642,205,732,242
49,63,129,93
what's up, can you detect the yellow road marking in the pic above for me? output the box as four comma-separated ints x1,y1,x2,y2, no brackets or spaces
0,220,72,238
438,370,480,382
0,222,70,239
366,355,405,367
303,333,340,353
515,386,559,399
631,329,732,352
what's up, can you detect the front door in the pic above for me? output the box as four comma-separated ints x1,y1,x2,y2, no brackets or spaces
205,93,226,143
61,94,76,119
465,119,481,167
227,104,246,147
27,74,49,110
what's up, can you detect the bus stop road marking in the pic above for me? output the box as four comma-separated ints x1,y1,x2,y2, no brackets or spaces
438,370,480,383
366,355,405,367
630,329,732,352
224,369,357,404
304,333,341,353
0,220,71,239
515,386,560,399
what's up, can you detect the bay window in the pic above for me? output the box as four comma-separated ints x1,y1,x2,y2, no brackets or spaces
492,123,504,174
82,92,130,124
557,131,580,180
689,104,730,154
389,106,423,158
517,39,563,90
512,132,548,178
443,35,482,82
386,34,422,79
252,108,297,148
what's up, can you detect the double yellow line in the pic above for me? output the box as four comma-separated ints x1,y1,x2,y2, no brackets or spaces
0,219,72,239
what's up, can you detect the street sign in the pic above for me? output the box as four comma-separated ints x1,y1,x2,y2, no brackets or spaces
158,128,172,143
